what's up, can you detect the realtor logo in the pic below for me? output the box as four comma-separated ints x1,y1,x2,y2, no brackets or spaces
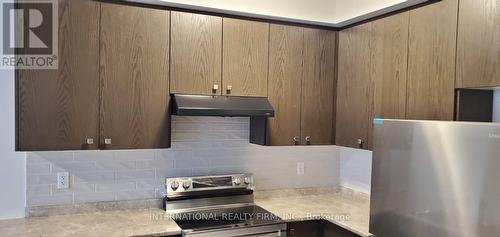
1,0,58,69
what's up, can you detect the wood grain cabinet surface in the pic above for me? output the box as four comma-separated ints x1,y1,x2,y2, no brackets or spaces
287,220,359,237
222,19,269,97
170,12,222,95
100,3,170,149
268,25,337,146
406,0,458,121
336,13,409,150
17,0,100,151
456,0,500,88
267,24,304,146
301,29,337,145
336,23,372,150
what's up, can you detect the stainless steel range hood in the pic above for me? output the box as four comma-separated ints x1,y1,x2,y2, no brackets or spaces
171,94,274,145
172,94,274,117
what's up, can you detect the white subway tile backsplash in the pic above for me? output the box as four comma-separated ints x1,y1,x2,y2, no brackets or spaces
72,171,114,183
136,159,174,170
95,182,136,192
95,160,136,171
27,163,51,175
27,185,51,196
26,117,341,207
115,170,155,181
52,182,95,195
115,190,156,200
28,194,73,206
74,192,115,204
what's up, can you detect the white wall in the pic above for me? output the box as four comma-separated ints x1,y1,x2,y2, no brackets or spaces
0,69,26,220
339,147,372,194
494,90,500,123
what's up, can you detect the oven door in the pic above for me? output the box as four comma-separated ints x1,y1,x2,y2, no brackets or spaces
183,223,287,237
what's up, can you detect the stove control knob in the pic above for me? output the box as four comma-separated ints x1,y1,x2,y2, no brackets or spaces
170,181,179,191
244,177,253,185
233,177,241,186
182,181,191,189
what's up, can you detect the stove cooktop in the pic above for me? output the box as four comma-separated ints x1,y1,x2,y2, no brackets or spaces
171,205,283,232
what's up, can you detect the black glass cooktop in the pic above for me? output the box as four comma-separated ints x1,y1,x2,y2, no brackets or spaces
171,205,282,232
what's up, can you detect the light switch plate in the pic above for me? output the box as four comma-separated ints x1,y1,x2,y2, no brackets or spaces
296,162,305,175
57,172,70,189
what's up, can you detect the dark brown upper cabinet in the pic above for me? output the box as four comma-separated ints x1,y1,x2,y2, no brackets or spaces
222,19,269,97
336,23,372,150
406,0,458,121
301,29,337,145
170,12,222,96
17,0,100,151
268,25,337,146
456,0,500,88
267,25,304,146
100,3,170,149
336,13,409,150
367,12,409,149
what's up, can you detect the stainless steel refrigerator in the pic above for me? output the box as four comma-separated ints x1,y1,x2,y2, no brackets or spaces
370,120,500,237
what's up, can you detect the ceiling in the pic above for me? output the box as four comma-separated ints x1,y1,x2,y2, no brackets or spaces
127,0,433,28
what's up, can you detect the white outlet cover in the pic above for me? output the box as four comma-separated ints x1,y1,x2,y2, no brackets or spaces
297,162,305,175
57,172,70,189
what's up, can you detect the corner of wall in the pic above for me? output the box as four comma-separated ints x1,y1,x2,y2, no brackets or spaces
0,68,27,220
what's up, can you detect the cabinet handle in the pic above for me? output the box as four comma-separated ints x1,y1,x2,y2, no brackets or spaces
357,138,364,147
212,84,219,94
85,138,94,145
226,85,232,95
305,136,311,145
104,138,112,145
293,136,300,145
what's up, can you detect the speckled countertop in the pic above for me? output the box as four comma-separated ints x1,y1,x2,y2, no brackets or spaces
0,209,181,237
0,188,370,237
256,187,371,237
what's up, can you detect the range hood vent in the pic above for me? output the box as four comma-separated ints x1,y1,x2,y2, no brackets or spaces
172,94,274,117
171,94,274,146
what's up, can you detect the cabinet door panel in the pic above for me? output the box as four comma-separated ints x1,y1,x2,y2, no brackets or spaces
268,25,303,146
456,0,500,88
368,13,409,149
301,29,337,145
100,4,170,149
336,23,372,149
406,0,458,120
17,0,100,151
171,12,222,95
223,19,269,97
288,221,323,237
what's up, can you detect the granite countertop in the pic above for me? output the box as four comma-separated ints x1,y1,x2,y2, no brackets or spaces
255,187,371,237
0,187,370,237
0,209,181,237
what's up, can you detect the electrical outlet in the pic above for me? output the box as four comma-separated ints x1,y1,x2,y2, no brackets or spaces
296,162,305,175
57,172,70,189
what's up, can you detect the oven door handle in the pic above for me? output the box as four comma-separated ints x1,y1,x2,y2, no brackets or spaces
182,224,287,237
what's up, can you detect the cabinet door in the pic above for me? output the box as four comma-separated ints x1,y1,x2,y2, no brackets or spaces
288,221,323,237
301,29,337,145
100,4,170,149
456,0,500,88
17,0,100,151
336,23,372,149
367,13,409,149
171,12,222,95
406,0,458,120
267,25,303,146
223,19,269,97
323,221,360,237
